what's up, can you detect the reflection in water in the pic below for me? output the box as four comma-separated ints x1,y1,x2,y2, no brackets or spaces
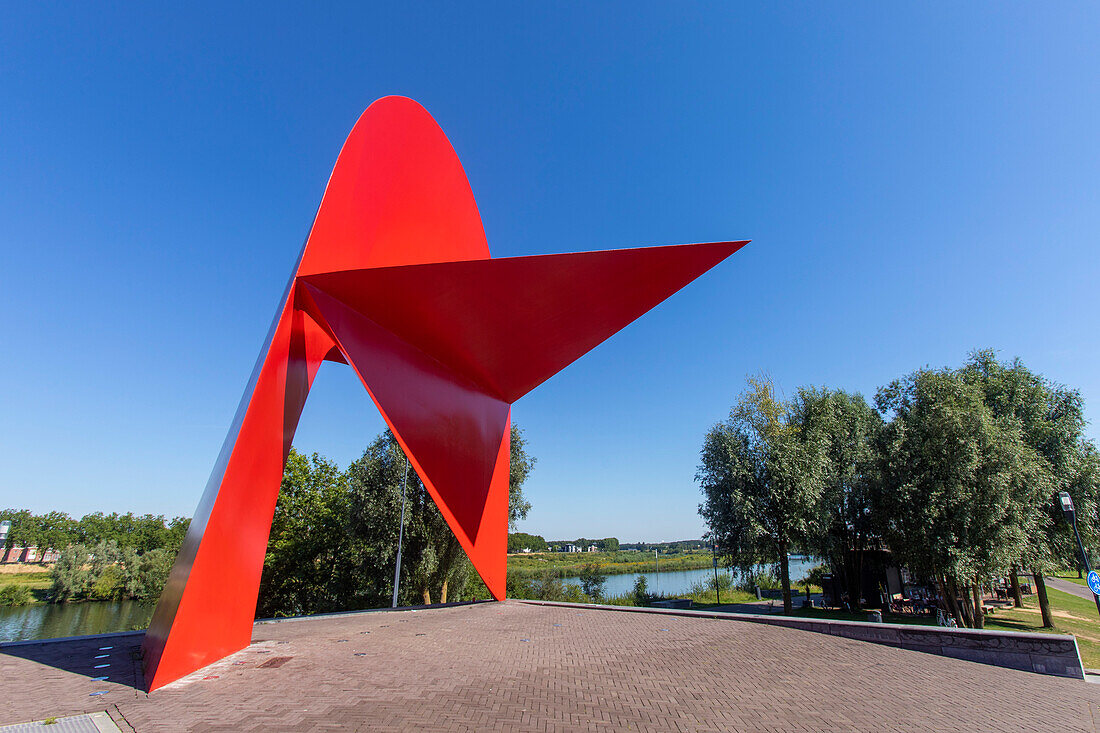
0,600,155,643
561,557,817,598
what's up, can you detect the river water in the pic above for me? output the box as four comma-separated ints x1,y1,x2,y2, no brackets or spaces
0,600,155,643
561,557,817,598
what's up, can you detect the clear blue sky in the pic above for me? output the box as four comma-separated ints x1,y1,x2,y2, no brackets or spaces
2,4,1098,542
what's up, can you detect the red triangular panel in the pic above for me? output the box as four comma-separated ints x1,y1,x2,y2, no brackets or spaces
300,240,746,403
301,284,510,550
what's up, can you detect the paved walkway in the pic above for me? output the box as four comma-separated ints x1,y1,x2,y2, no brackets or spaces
3,601,1100,732
1048,576,1097,602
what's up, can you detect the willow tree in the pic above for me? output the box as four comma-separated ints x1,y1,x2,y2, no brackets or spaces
698,376,824,614
874,367,1045,628
961,350,1097,626
790,387,881,608
346,425,535,606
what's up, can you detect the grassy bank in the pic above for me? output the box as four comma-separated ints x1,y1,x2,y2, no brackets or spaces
0,571,51,604
507,550,713,580
983,587,1100,668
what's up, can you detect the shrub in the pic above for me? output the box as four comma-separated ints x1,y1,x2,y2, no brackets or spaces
602,592,636,606
579,563,607,602
507,572,534,599
737,566,780,592
803,563,829,590
632,575,650,606
49,544,93,601
89,564,124,600
0,583,32,606
127,547,174,599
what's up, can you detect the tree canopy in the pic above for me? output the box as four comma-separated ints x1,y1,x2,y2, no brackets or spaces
698,375,824,613
257,424,536,617
0,509,189,554
699,352,1099,627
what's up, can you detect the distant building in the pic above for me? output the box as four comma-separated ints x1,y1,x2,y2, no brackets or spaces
2,545,60,564
566,544,580,553
587,545,598,553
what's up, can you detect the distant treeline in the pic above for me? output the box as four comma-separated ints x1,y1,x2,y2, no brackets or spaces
508,533,620,552
620,540,709,553
0,509,190,554
508,533,710,554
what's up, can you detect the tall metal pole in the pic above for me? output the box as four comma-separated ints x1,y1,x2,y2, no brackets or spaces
391,454,410,608
1071,514,1100,619
1058,491,1100,620
654,549,660,597
713,544,721,606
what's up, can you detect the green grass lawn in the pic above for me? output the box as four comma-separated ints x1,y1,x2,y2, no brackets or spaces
789,606,940,626
0,571,52,603
983,587,1100,668
690,583,824,609
701,585,1100,667
686,588,760,607
1053,570,1089,587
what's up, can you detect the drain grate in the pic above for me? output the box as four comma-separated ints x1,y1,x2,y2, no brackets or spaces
258,656,293,668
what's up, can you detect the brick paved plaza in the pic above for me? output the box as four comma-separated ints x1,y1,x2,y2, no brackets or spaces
3,601,1099,732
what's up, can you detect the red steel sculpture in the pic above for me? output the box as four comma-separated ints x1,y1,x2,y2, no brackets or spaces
141,96,748,691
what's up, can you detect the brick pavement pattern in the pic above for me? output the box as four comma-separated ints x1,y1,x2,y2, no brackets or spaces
3,601,1100,732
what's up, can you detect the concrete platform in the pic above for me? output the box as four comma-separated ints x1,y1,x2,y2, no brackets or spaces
3,600,1099,731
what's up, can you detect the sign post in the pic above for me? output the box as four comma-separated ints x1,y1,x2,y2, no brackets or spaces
1058,491,1100,620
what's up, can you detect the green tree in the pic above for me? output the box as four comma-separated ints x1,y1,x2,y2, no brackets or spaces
257,450,356,617
579,563,607,601
164,517,190,553
259,424,537,616
0,509,36,550
961,350,1097,626
0,509,77,552
509,425,535,527
790,387,881,608
127,547,174,599
37,511,77,552
508,532,548,553
49,544,92,601
698,376,824,614
874,367,1045,628
632,575,650,606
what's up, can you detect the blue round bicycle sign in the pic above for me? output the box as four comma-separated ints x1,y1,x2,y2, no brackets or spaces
1087,570,1100,596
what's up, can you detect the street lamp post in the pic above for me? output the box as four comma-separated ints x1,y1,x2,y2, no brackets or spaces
712,544,721,606
654,549,660,597
1057,491,1100,619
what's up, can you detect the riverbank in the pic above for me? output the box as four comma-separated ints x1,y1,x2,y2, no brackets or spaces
0,571,51,604
506,550,715,580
